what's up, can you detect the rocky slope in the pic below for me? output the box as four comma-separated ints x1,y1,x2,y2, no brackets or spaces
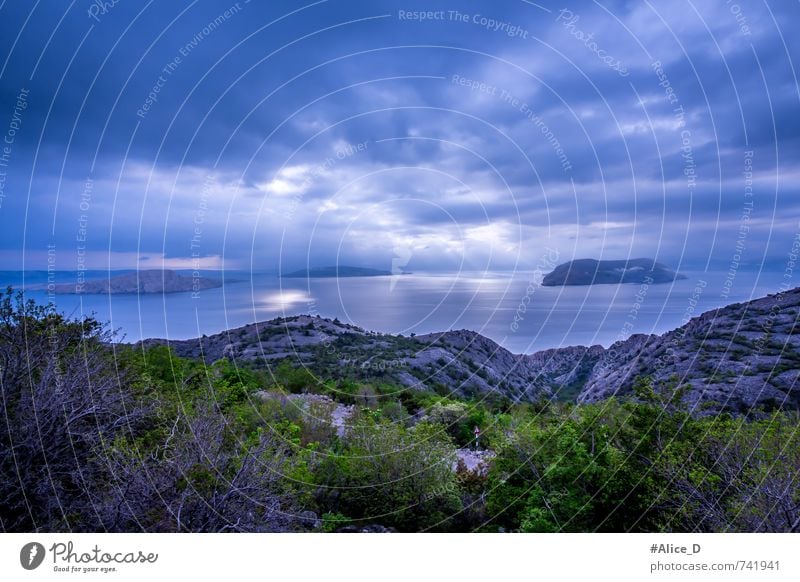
140,287,800,413
576,288,800,413
141,316,552,402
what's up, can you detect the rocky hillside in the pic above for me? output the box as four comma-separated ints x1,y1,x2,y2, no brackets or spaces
141,316,552,402
576,288,800,413
140,287,800,413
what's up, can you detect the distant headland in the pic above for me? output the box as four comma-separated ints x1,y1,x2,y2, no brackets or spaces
45,269,223,295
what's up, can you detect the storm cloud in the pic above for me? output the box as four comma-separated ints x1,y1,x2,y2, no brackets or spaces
0,0,797,274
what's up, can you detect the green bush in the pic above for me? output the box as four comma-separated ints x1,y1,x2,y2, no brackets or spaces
313,417,461,531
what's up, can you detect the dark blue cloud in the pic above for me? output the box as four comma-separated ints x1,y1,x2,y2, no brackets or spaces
0,0,797,273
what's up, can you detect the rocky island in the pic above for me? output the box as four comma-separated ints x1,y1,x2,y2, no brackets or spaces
49,269,223,295
542,258,685,286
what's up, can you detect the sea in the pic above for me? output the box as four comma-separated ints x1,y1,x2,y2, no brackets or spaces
0,268,790,354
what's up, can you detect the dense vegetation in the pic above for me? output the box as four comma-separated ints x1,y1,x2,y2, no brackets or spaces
1,291,798,532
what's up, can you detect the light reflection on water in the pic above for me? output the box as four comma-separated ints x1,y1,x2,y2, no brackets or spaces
3,269,789,354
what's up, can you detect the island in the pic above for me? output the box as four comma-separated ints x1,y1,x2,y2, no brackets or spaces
542,258,685,286
48,269,223,294
281,266,394,278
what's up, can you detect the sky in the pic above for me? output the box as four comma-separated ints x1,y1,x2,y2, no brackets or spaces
0,0,798,274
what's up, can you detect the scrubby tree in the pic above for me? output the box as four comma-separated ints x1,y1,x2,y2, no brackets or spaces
486,402,653,532
99,408,302,532
658,413,800,532
0,289,143,531
314,415,461,531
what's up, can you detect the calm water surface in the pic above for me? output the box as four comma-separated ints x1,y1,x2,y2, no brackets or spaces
2,269,788,354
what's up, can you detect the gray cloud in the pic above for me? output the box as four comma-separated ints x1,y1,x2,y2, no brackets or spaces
0,0,797,273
